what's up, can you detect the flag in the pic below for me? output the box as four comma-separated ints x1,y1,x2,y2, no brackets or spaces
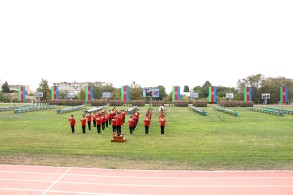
121,85,130,102
172,86,180,102
244,87,252,101
51,86,59,100
280,86,288,103
18,86,26,102
208,86,217,102
85,85,94,101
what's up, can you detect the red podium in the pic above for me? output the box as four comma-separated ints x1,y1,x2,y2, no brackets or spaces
111,132,126,142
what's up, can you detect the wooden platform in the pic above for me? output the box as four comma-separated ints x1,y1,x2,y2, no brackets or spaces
111,132,126,142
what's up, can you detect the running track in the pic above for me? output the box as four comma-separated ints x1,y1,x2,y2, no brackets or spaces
0,165,292,195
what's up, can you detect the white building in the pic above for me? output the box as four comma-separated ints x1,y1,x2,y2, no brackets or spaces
52,81,112,94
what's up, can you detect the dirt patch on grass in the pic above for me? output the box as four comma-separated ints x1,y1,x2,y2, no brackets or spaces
0,154,196,170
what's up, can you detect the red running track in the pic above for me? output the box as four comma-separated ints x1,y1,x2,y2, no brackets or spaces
0,164,292,195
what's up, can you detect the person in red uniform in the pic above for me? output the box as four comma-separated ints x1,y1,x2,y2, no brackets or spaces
86,112,92,130
121,110,126,123
108,110,113,125
93,112,97,127
81,115,86,133
111,115,117,133
68,115,76,134
158,114,166,134
144,114,151,134
128,115,135,134
116,112,123,135
101,113,106,130
95,115,102,133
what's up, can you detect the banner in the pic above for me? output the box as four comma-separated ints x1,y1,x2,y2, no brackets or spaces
121,85,130,102
18,86,26,102
208,86,217,102
172,86,180,102
244,87,252,101
280,86,288,103
51,86,59,100
85,86,94,101
143,88,159,97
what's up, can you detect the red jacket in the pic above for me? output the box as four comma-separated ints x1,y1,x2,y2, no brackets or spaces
116,116,123,126
144,117,150,126
96,117,102,125
81,118,86,126
159,117,166,126
112,118,117,126
86,114,92,122
128,118,135,127
69,118,76,126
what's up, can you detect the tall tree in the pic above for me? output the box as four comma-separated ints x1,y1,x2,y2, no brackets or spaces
201,81,212,99
1,81,11,93
237,74,264,103
78,89,85,100
130,81,143,100
112,88,121,100
183,85,189,92
37,79,50,101
157,85,167,100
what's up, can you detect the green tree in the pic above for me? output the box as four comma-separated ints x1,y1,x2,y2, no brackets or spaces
237,74,264,103
259,77,293,104
37,79,50,101
201,81,211,99
130,81,143,100
2,81,11,93
112,88,121,100
183,85,189,92
0,92,10,102
78,89,85,100
157,85,167,100
93,85,102,99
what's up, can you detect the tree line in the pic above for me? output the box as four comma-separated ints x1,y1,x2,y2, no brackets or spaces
1,74,292,104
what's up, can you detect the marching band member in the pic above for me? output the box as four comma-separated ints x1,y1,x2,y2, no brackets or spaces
81,115,86,133
68,115,76,134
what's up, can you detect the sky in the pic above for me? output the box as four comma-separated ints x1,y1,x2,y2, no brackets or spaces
1,0,293,93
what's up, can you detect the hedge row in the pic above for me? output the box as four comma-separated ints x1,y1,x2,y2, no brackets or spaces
151,101,164,106
131,100,145,106
90,99,107,106
47,100,83,106
218,101,254,107
192,100,207,107
109,100,124,106
174,100,189,107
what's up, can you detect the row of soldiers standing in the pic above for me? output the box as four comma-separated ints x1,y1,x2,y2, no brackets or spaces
69,107,166,134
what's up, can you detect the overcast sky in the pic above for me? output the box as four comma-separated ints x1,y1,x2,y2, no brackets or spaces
1,0,292,93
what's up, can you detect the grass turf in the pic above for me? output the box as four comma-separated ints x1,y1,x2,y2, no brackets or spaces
0,103,292,170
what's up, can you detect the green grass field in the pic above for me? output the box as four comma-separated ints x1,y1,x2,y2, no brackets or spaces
0,103,292,170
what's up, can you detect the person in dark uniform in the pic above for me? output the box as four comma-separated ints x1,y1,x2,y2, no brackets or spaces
68,115,76,134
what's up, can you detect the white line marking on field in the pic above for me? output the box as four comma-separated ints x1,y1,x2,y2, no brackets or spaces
1,171,293,180
42,167,71,195
1,164,293,173
0,188,44,192
42,182,293,188
49,190,135,195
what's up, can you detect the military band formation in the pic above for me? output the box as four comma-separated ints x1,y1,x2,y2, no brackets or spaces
68,106,167,135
